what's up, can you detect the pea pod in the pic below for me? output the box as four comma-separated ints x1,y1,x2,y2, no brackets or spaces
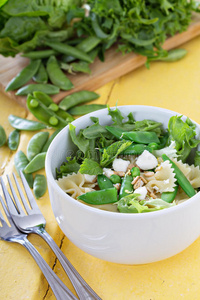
46,55,74,91
16,83,60,96
121,143,153,155
33,63,48,84
7,129,20,150
105,126,124,140
162,154,196,198
8,114,47,131
0,125,7,147
122,131,160,144
41,129,61,152
5,59,41,91
119,174,133,199
27,131,49,161
14,150,33,188
68,104,107,115
33,174,47,199
59,90,100,111
97,174,113,190
158,49,187,62
22,49,57,59
77,187,118,205
161,185,179,203
76,36,101,53
45,41,93,63
24,152,46,174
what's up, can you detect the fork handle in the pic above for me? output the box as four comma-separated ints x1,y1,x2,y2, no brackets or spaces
34,228,102,300
21,237,78,300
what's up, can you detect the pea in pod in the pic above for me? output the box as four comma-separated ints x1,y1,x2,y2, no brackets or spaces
22,49,57,59
7,129,20,150
16,83,60,96
0,125,7,147
8,114,47,131
46,55,74,91
27,131,49,161
59,90,100,111
33,174,47,199
14,150,34,188
24,152,46,173
5,59,41,91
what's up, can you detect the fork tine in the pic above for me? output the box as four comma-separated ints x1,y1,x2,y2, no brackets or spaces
0,194,13,227
0,177,21,218
6,175,26,215
19,170,41,212
11,173,31,214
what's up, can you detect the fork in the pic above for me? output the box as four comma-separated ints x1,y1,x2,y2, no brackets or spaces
0,194,78,300
0,172,102,300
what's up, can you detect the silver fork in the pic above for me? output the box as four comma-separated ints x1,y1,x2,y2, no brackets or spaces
0,172,101,300
0,194,78,300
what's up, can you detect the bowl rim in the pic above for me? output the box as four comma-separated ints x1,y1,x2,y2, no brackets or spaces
45,104,200,219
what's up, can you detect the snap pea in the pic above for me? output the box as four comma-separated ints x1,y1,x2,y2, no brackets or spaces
0,125,7,147
16,84,60,96
24,152,46,174
122,131,160,144
41,129,61,152
162,154,196,198
21,49,57,59
130,167,140,178
27,94,73,128
8,114,47,131
46,56,74,91
32,63,48,84
76,36,101,53
7,129,20,151
59,90,100,111
91,13,109,39
158,49,187,62
14,150,33,188
161,184,179,203
70,61,91,74
77,187,118,205
45,41,93,63
97,174,113,190
30,92,74,125
105,126,124,140
110,174,122,184
33,174,47,199
119,174,133,199
27,131,49,161
121,143,153,155
5,59,41,91
68,104,107,115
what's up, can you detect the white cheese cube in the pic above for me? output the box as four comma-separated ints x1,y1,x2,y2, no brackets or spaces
136,150,158,170
134,186,148,200
112,158,130,173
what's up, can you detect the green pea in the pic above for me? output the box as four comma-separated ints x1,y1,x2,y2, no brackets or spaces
14,150,34,188
33,174,47,199
46,56,74,91
24,152,46,174
30,99,39,108
8,114,47,131
130,167,140,178
49,103,59,112
27,132,49,161
0,125,7,147
5,59,41,91
110,174,122,184
49,116,58,126
16,84,60,96
7,129,20,151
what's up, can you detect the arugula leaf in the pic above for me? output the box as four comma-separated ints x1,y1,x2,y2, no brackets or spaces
79,158,103,175
56,156,80,178
69,123,89,154
168,115,200,162
100,140,132,167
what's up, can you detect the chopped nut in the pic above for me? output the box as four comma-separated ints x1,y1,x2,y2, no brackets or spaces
114,171,125,177
143,171,155,177
132,176,140,185
134,178,143,189
113,183,121,191
150,192,157,199
127,163,135,171
140,176,147,184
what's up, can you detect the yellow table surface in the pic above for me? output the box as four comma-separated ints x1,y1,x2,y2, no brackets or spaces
1,35,200,300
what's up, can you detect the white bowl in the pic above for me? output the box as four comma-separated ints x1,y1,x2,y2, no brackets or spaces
45,105,200,265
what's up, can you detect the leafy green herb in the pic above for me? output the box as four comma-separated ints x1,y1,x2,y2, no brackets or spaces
79,158,103,175
69,123,89,154
56,156,80,178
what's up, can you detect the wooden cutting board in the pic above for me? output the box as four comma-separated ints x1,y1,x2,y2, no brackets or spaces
1,12,200,108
